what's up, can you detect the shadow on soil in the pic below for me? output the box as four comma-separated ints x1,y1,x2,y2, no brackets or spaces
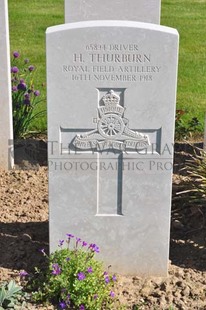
1,218,206,272
0,221,49,271
170,226,206,272
170,161,206,272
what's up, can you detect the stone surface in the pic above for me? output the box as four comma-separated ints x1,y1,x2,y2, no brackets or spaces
0,0,14,169
47,20,179,276
65,0,161,24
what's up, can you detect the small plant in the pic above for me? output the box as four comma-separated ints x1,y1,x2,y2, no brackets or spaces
175,109,203,141
11,51,45,139
0,280,23,309
176,146,206,218
183,148,206,205
30,234,120,309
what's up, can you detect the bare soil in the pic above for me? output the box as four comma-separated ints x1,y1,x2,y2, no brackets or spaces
0,138,206,309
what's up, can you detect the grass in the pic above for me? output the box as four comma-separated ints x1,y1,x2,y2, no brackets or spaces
8,0,206,135
8,0,64,133
9,0,64,78
161,0,206,128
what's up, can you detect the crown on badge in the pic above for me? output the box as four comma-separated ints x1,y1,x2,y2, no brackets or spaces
99,90,125,117
102,90,120,105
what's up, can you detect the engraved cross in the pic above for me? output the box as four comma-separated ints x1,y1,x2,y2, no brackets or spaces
60,88,161,216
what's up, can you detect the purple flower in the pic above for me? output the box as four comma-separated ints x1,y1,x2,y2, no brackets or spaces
103,271,108,276
23,99,31,106
89,243,100,253
105,276,110,284
39,248,46,256
110,291,115,298
51,263,61,275
17,83,27,91
34,90,40,96
94,245,100,253
77,272,85,281
11,66,19,73
58,240,64,247
66,257,70,261
24,58,29,64
19,270,28,277
28,65,35,72
13,51,20,58
87,267,93,273
12,86,18,92
76,237,81,248
94,294,98,300
20,78,24,83
112,274,117,281
59,301,66,309
82,241,87,247
24,93,30,99
66,233,74,239
79,305,85,310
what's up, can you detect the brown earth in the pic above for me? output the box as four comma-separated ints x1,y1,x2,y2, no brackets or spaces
0,138,206,309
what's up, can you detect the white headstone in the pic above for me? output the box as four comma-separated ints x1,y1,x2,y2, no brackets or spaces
47,20,179,276
65,0,161,24
0,0,14,169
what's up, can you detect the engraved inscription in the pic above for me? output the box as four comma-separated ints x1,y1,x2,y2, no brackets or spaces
85,43,139,51
88,53,151,63
62,43,161,83
73,90,150,151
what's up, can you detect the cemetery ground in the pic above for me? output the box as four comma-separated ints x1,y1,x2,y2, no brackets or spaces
0,140,206,310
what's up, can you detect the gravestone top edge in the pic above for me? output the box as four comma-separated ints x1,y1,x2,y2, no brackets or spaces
46,20,179,36
64,0,161,24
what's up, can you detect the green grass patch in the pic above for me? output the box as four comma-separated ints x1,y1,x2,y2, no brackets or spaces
8,0,64,133
8,0,206,135
161,0,206,129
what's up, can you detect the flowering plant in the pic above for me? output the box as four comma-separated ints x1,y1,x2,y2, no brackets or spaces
11,51,45,138
31,234,120,309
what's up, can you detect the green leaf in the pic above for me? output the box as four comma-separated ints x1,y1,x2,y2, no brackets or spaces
5,298,15,308
0,286,6,305
4,281,22,301
7,280,22,296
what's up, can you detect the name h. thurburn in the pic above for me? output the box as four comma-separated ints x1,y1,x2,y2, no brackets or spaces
73,53,151,63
